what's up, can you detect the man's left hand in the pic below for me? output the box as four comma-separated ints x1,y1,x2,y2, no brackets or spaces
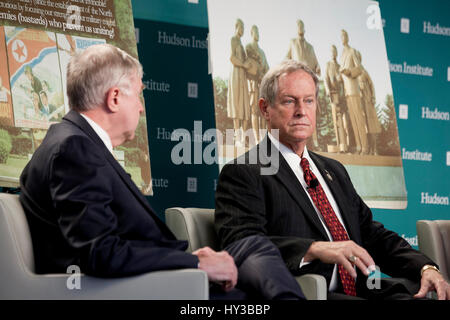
414,268,450,300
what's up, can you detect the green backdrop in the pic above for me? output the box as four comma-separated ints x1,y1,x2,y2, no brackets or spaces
134,0,449,250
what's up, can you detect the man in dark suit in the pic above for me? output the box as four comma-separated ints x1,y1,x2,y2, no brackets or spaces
215,59,450,299
20,44,239,297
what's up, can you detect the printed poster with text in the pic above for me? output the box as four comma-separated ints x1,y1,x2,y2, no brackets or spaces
0,0,152,195
207,0,406,209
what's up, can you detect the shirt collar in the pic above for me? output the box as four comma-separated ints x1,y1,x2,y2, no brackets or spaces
267,131,321,179
80,113,113,154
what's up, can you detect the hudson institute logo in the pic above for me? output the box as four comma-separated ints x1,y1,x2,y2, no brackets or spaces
402,148,432,162
187,177,198,193
157,31,207,49
423,21,450,36
152,178,169,189
143,79,170,93
398,104,408,120
422,107,450,121
400,18,410,34
188,82,198,98
421,192,449,206
389,61,433,77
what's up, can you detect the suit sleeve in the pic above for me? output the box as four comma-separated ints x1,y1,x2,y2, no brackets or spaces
336,161,435,281
215,163,267,246
49,136,198,277
215,163,317,274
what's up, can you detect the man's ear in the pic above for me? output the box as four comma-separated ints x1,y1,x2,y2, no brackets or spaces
259,98,270,120
105,87,121,113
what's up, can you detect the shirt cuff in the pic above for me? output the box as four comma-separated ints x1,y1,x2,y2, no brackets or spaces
299,257,311,269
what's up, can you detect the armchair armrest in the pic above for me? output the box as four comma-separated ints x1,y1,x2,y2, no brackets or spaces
295,274,327,300
5,269,208,300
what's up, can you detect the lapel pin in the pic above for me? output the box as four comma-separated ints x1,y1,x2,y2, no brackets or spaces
325,171,333,182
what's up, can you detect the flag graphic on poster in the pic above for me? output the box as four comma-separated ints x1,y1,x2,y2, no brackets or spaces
56,34,106,113
0,27,13,126
5,27,65,129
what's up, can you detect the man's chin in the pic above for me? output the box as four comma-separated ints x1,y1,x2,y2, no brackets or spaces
282,135,310,145
290,130,313,140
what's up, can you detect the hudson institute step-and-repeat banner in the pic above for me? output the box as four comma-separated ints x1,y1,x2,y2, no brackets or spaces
0,0,153,194
134,18,219,216
132,0,448,247
376,0,449,245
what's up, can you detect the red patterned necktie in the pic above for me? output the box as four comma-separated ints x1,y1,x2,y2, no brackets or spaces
300,157,357,296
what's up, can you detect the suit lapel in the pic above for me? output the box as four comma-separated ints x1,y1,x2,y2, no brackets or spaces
309,152,359,241
259,137,329,239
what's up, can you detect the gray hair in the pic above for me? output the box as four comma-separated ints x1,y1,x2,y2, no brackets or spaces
259,59,319,106
67,43,143,112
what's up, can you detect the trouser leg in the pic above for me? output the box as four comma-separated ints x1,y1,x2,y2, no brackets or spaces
225,235,305,300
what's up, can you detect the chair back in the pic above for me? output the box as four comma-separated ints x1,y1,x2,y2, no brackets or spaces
417,220,450,282
0,193,37,298
165,208,219,252
0,193,35,271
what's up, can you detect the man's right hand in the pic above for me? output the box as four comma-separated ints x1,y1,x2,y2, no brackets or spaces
303,240,376,279
193,247,238,292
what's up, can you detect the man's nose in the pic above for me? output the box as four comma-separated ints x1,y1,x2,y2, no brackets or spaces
294,102,307,117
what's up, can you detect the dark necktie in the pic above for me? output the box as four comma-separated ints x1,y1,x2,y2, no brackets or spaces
300,157,357,296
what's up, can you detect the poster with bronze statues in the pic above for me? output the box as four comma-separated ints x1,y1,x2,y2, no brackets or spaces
207,0,407,209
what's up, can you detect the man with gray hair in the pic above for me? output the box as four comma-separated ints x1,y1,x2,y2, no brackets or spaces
19,44,241,298
215,59,450,300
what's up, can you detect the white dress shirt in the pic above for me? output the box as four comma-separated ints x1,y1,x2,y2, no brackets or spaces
80,113,114,154
268,132,349,291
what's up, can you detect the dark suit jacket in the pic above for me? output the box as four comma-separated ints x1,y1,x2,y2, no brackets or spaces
215,136,434,289
20,110,198,276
